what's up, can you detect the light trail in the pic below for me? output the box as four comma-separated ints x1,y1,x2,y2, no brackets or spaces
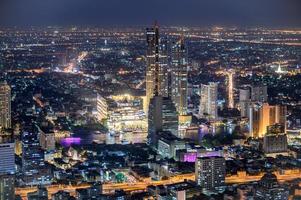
16,170,301,199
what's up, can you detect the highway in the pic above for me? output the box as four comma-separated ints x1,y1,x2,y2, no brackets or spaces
16,170,301,199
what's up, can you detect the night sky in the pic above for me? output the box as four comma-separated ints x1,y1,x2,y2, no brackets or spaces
0,0,300,27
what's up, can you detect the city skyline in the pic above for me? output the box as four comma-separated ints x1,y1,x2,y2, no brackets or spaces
0,1,301,199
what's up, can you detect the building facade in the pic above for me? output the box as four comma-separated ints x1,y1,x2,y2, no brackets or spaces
195,156,226,191
170,37,188,115
199,82,218,120
0,82,11,129
145,23,168,112
249,103,286,138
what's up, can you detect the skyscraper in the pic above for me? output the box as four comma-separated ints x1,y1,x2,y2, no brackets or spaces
195,156,226,191
0,138,15,200
145,23,168,112
147,23,178,148
251,85,268,102
0,141,15,174
171,36,188,115
148,97,179,147
0,174,15,200
263,124,288,154
249,103,286,138
0,82,11,129
239,85,251,118
96,94,108,122
226,71,234,109
199,82,218,120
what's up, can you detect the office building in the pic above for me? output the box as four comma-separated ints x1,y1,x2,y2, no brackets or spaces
96,94,108,122
148,96,179,147
195,156,226,191
226,71,234,109
199,82,218,120
147,23,178,148
0,82,11,129
251,85,268,102
145,23,168,112
0,174,15,200
157,131,186,159
239,85,251,118
263,124,288,154
0,141,15,174
249,103,286,138
170,36,188,115
39,131,55,151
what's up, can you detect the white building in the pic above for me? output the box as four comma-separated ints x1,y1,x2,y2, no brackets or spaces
199,82,218,120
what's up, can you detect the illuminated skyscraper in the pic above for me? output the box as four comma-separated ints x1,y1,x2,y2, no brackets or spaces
171,36,188,115
145,23,168,112
0,82,11,129
227,71,234,109
96,94,108,122
199,82,218,120
249,103,286,138
147,23,178,147
0,141,15,174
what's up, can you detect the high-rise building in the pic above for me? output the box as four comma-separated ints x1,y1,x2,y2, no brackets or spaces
226,71,235,109
0,174,15,200
0,138,15,200
0,141,15,174
199,82,218,120
96,94,108,122
148,96,179,147
263,124,288,154
195,156,226,191
147,23,178,148
249,103,286,138
21,130,52,186
251,85,268,102
0,82,11,129
145,23,168,112
239,86,251,118
170,36,188,115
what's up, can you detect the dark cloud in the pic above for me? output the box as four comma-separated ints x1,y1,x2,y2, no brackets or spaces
0,0,300,27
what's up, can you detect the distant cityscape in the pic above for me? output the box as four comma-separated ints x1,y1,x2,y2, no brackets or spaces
0,25,301,200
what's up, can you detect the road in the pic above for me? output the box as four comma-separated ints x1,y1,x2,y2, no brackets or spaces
16,170,301,199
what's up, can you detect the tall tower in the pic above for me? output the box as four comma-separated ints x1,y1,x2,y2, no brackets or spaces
171,36,188,115
147,23,178,147
0,82,11,129
199,82,218,120
227,71,234,109
239,85,251,118
145,23,168,112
